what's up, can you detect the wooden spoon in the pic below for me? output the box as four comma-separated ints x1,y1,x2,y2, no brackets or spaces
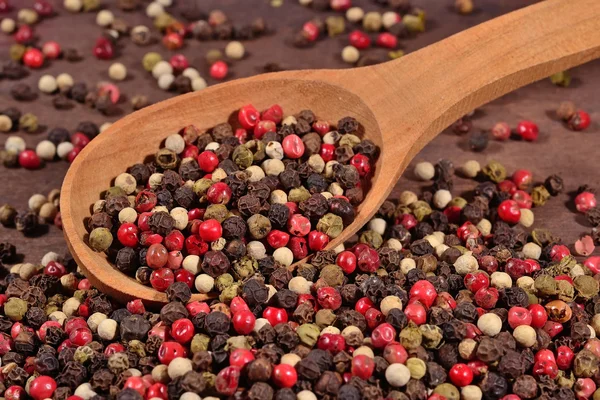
61,0,600,306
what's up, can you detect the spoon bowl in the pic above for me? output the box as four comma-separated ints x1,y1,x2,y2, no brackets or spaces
62,0,600,306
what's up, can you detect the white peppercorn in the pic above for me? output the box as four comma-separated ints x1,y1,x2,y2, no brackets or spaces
519,208,534,227
516,276,535,291
36,140,56,161
270,189,287,204
289,276,311,294
490,271,512,289
254,318,271,333
64,0,83,13
454,253,478,275
266,284,277,301
87,312,107,332
246,165,265,181
400,258,416,274
346,7,364,22
152,61,173,79
262,159,285,176
165,134,185,154
363,11,382,32
182,68,200,80
158,73,175,90
204,142,220,151
63,297,81,317
477,313,502,336
321,326,340,335
522,242,542,260
168,357,193,379
41,251,61,267
386,238,403,250
195,274,214,293
321,192,333,200
98,318,118,340
342,46,360,64
118,207,137,224
282,116,297,126
354,346,375,359
297,391,318,400
225,41,245,60
433,189,452,209
414,161,435,181
323,132,339,145
476,219,492,236
191,77,207,91
49,311,67,325
368,218,386,236
108,63,127,81
57,142,75,160
40,202,58,221
96,10,114,27
308,154,325,173
19,263,37,280
180,393,201,400
460,160,481,178
5,136,26,154
74,383,96,400
0,115,12,132
266,141,284,159
273,247,294,267
146,2,164,18
56,73,74,92
382,11,400,29
170,207,188,230
435,244,449,258
152,365,169,383
148,173,163,189
0,18,15,34
424,234,442,248
380,296,402,316
281,353,301,366
29,194,47,212
115,173,137,194
513,325,536,347
399,190,418,205
461,385,483,400
385,363,411,387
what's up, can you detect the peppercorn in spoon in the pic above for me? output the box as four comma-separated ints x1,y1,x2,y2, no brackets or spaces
62,0,600,306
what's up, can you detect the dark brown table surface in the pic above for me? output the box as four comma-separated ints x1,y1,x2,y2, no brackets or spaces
1,0,599,265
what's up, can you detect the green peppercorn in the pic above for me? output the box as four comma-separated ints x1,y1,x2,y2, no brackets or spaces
315,309,336,328
206,49,224,65
449,197,467,209
557,279,575,302
388,50,405,60
247,214,271,240
296,323,321,347
411,200,432,221
534,274,558,297
155,148,178,169
433,383,459,400
82,0,101,11
406,358,427,379
204,204,229,223
288,187,311,203
574,275,600,300
215,273,234,291
532,228,557,247
89,227,113,252
399,322,422,349
219,283,240,302
316,213,343,238
19,113,38,133
202,372,216,389
531,185,551,207
325,16,345,37
104,186,127,200
419,324,443,349
0,150,18,168
0,204,17,227
573,349,599,378
74,346,94,363
319,264,344,287
232,146,254,169
226,336,251,351
339,134,361,148
10,44,25,61
550,70,572,87
128,340,146,357
232,256,257,280
5,298,28,321
154,13,176,31
191,334,211,353
142,52,163,72
403,14,425,32
557,370,575,389
482,161,506,183
359,230,383,249
193,178,213,198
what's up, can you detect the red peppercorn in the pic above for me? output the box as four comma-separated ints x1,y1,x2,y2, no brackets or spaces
164,230,184,251
123,376,145,396
5,386,25,400
584,256,600,274
18,150,41,169
254,120,277,140
568,110,591,131
355,297,374,315
404,303,427,325
302,21,319,41
376,32,397,48
78,279,90,290
409,280,437,308
238,105,260,129
317,333,346,353
210,61,228,80
512,169,533,189
371,323,396,348
187,301,210,316
474,287,499,309
158,341,187,365
15,25,33,44
93,37,114,60
71,132,90,148
34,0,53,16
146,383,167,400
435,292,457,310
319,143,336,162
550,244,571,261
491,122,511,140
542,320,563,338
162,32,183,50
69,328,92,346
317,287,342,310
512,190,532,209
198,219,222,242
449,363,473,387
467,360,488,377
336,250,357,274
230,348,255,368
147,244,168,268
267,230,290,249
288,214,311,236
556,345,575,370
282,134,305,159
169,54,189,72
516,120,539,141
504,258,528,279
533,359,558,378
126,299,145,315
313,120,330,135
272,364,297,388
263,307,287,326
527,304,548,328
289,236,308,259
365,308,384,330
464,272,489,293
140,231,163,247
330,0,351,10
383,343,408,364
150,268,174,292
575,191,597,213
215,366,241,395
197,151,219,172
44,261,66,278
232,310,256,335
42,41,61,59
357,247,379,273
535,349,556,364
575,378,596,400
507,306,532,329
104,343,125,355
497,199,521,224
349,30,371,49
262,104,283,124
117,223,139,247
443,205,461,224
350,154,371,177
497,180,517,195
136,192,157,213
170,318,194,344
351,355,374,379
308,230,329,251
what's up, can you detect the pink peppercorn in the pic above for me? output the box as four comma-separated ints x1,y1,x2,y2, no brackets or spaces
491,122,511,140
383,343,408,364
575,378,596,400
238,105,260,129
371,323,396,348
44,261,66,277
302,21,319,41
15,25,33,44
464,271,489,293
254,120,277,140
319,144,336,162
449,364,473,387
355,297,374,315
497,199,521,224
533,359,558,378
584,256,600,274
516,120,539,141
42,41,61,59
376,32,397,48
33,0,53,16
365,308,384,330
504,258,529,279
262,104,283,124
568,110,591,131
168,251,184,270
351,355,374,379
197,151,219,172
232,311,256,335
357,247,379,272
23,48,45,68
512,190,532,209
210,61,228,80
528,304,548,328
215,366,241,395
282,134,305,159
288,214,311,236
349,30,371,49
474,287,499,309
410,280,438,308
272,364,297,388
512,169,533,189
93,37,114,60
262,307,287,326
229,348,255,368
19,150,41,169
550,244,571,261
350,154,371,177
498,179,517,195
289,236,308,259
308,230,329,251
150,268,174,292
507,306,532,329
169,54,189,72
127,299,145,314
267,230,290,249
317,333,346,353
556,345,575,370
336,250,357,274
317,287,342,310
404,303,427,325
575,191,597,213
313,120,330,135
162,32,183,50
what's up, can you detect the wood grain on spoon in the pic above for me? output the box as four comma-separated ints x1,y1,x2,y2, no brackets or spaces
61,0,600,306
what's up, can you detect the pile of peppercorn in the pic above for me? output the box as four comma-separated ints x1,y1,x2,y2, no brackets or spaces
86,105,379,294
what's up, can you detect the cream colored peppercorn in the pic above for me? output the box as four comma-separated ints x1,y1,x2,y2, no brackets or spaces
170,207,189,230
146,2,164,17
414,161,435,181
152,365,169,383
168,357,192,379
321,192,333,200
516,276,535,291
435,244,449,258
368,218,386,236
386,363,411,387
93,199,106,214
477,313,502,336
354,346,374,359
342,325,363,342
433,189,452,209
57,142,74,159
380,296,402,316
96,10,114,27
323,131,339,145
324,160,339,178
225,41,245,60
36,140,56,161
363,11,382,32
64,0,83,12
321,326,340,335
346,7,364,22
270,189,287,204
589,325,596,339
63,297,81,317
180,393,201,400
182,68,200,80
282,116,297,126
115,173,137,194
328,182,343,196
29,194,47,212
211,168,227,182
61,273,78,290
158,73,174,90
266,141,284,159
117,207,137,224
56,73,74,91
40,203,58,221
18,8,39,24
87,312,107,332
400,258,416,274
266,285,277,301
476,219,492,236
491,271,512,289
108,62,127,81
1,18,16,34
386,238,403,250
458,338,477,360
297,391,318,400
281,353,301,366
254,318,270,333
49,311,67,325
5,136,25,154
41,251,61,267
165,134,185,154
461,385,483,400
513,325,536,347
19,263,37,280
342,46,360,64
247,241,266,259
152,60,173,79
592,314,600,337
454,253,478,275
399,190,418,205
261,159,285,176
246,165,265,181
0,115,12,132
424,234,442,248
194,274,214,293
148,173,163,190
205,142,219,151
273,247,294,267
74,383,96,400
308,154,325,173
38,74,58,93
519,208,534,227
289,276,312,294
460,160,481,178
523,242,542,259
382,11,400,29
191,77,207,91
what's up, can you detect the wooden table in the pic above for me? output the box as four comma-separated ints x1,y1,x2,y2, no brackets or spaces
1,0,598,264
